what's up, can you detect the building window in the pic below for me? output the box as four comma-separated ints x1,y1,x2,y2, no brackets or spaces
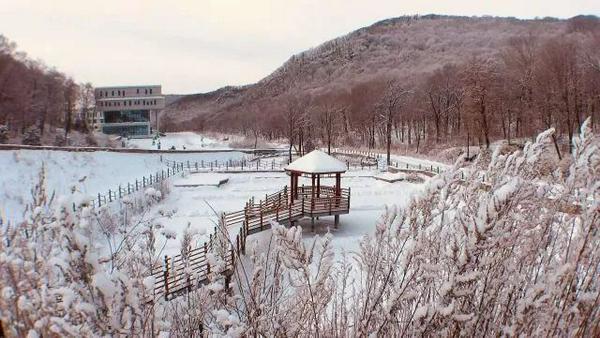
136,89,139,94
150,89,153,94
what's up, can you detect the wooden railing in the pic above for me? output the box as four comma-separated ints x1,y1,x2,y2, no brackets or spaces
163,158,288,173
150,224,236,301
152,184,350,301
90,163,185,208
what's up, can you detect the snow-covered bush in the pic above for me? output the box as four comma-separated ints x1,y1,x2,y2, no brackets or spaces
53,133,66,146
1,121,597,336
21,125,41,146
188,120,598,336
0,124,8,144
0,168,173,336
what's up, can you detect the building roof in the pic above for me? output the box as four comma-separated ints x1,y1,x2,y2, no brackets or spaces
285,150,347,174
95,85,161,90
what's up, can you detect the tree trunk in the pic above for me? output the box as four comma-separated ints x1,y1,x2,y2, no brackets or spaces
386,110,392,165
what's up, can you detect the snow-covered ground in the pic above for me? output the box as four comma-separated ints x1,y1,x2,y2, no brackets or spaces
0,149,248,222
1,136,433,259
126,132,228,150
152,170,425,256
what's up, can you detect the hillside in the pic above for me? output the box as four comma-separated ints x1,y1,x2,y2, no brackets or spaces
162,15,571,130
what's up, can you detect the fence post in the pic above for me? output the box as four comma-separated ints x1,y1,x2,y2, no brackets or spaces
108,189,112,202
201,160,204,168
135,179,139,191
241,221,246,254
195,162,198,171
204,242,210,274
143,176,146,188
164,255,170,300
128,183,131,194
119,185,122,199
260,201,263,230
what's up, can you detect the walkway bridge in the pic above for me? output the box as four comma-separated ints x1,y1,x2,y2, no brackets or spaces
150,184,350,301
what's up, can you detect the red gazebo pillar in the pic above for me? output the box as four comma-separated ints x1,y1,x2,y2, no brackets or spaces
317,174,321,197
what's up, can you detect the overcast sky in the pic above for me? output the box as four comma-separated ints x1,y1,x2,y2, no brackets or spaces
1,1,598,94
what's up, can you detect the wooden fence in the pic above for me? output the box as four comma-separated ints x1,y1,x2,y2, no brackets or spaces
153,184,351,301
330,148,445,175
163,158,289,172
90,162,186,208
162,155,379,174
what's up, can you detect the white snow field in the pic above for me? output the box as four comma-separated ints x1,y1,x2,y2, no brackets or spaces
0,149,248,222
126,132,227,150
0,141,432,259
151,170,426,256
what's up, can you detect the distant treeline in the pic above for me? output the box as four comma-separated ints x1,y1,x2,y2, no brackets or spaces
0,35,94,145
164,16,600,159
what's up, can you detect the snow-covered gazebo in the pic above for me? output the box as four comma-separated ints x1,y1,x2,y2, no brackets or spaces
285,150,350,228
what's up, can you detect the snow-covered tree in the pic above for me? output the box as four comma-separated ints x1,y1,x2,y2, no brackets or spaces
0,169,172,336
21,125,41,146
189,120,598,336
0,124,8,143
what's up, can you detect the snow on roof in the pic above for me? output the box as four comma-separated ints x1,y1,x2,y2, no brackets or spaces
285,150,347,174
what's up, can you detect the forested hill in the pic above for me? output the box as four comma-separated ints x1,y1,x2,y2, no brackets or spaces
162,14,600,155
0,35,95,146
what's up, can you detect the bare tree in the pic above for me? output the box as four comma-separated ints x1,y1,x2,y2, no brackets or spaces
283,94,309,162
378,80,411,165
461,58,497,150
425,65,461,143
79,82,95,132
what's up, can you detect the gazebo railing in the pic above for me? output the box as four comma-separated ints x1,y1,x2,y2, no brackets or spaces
296,185,348,199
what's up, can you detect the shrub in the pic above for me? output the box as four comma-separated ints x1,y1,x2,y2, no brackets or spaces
0,124,8,144
21,125,41,146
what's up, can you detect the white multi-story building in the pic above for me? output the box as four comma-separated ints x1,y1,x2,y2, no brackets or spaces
94,85,165,137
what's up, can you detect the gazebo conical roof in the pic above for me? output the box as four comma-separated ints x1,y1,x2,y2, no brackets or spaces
285,150,347,174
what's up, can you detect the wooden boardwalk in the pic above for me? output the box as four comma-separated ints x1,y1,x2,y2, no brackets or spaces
151,185,350,301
